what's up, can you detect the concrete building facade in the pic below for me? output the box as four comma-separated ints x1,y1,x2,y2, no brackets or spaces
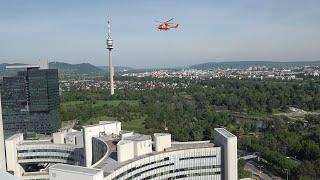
81,122,236,180
4,121,237,180
83,121,121,167
5,131,84,179
49,164,103,180
104,145,221,180
214,128,238,180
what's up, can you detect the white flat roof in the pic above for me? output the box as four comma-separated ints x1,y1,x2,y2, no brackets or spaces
0,170,17,180
154,133,171,137
215,128,236,138
83,121,118,128
50,164,102,176
6,65,40,69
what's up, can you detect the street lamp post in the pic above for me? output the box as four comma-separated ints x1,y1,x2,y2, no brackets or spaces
285,169,289,180
172,134,175,142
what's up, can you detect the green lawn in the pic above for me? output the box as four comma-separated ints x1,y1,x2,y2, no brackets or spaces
79,115,116,126
100,100,139,107
61,100,139,108
61,99,146,132
61,100,84,106
232,109,283,121
122,116,147,134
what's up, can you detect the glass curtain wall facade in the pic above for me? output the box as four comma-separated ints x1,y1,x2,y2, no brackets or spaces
1,68,60,136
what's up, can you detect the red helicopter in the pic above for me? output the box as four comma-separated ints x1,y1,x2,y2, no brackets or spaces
156,18,179,31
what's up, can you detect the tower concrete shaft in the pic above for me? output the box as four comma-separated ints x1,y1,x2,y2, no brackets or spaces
107,20,114,95
108,49,114,95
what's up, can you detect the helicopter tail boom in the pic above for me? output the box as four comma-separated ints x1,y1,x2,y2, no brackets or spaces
172,24,179,28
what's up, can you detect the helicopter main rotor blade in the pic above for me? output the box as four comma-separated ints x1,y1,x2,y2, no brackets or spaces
166,18,174,23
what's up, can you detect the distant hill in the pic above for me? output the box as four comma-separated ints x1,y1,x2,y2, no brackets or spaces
98,66,133,72
49,62,105,76
190,61,320,70
0,62,133,79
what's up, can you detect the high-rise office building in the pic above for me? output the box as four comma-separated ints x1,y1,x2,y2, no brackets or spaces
0,66,60,136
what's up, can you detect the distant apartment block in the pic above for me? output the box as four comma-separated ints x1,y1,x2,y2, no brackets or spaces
0,66,60,136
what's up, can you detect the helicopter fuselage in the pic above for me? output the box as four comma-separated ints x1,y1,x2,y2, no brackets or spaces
158,23,179,31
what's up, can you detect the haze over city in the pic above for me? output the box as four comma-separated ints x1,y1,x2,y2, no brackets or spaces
1,0,320,68
1,1,320,180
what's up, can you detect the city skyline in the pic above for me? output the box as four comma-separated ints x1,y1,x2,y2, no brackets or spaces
1,0,320,68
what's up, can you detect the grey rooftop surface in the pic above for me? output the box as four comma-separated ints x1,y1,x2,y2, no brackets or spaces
168,141,215,151
50,164,102,175
117,140,133,145
20,137,83,147
122,133,151,141
65,131,82,139
215,128,236,138
83,121,118,128
94,136,216,177
21,140,53,145
7,133,55,145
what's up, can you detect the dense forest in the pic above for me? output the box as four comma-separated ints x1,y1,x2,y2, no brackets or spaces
61,78,320,179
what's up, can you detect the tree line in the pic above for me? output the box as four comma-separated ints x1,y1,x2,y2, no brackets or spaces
61,77,320,179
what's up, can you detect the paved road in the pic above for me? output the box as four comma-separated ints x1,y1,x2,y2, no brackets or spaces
239,149,284,180
244,162,282,180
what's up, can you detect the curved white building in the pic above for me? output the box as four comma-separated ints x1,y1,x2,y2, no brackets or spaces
4,121,237,180
104,143,221,180
5,131,84,179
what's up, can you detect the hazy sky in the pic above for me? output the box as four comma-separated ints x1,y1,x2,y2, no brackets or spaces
1,0,320,68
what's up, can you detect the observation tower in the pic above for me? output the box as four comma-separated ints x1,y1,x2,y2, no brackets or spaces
106,20,114,95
